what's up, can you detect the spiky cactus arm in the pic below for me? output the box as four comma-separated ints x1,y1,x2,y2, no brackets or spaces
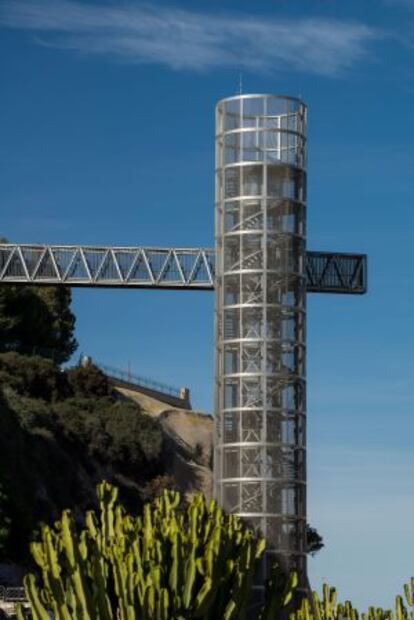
24,481,294,619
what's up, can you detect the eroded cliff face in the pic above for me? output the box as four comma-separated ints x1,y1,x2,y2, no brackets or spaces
114,386,214,499
159,409,213,500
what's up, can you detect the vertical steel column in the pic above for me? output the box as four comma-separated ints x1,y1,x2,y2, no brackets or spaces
214,94,308,593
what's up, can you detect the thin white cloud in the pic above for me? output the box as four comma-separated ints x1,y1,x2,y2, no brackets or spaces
0,0,379,76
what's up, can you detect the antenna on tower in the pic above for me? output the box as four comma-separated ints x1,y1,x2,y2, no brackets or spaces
238,71,243,95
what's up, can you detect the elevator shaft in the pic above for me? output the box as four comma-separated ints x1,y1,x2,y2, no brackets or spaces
214,94,308,592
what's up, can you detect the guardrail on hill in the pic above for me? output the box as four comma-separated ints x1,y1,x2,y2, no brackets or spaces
96,362,181,398
96,362,191,410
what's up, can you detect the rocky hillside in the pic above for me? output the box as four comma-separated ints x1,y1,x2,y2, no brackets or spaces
0,353,213,574
114,384,214,500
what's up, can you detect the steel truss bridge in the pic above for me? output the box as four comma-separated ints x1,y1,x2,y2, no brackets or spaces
0,244,367,294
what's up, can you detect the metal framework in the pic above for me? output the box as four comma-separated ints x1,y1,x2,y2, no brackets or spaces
214,94,308,597
0,244,366,293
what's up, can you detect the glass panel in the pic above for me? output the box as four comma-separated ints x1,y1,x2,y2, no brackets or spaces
267,519,300,551
242,307,263,339
223,309,240,339
224,345,240,374
242,130,261,162
242,97,264,128
224,99,241,131
223,411,240,443
266,278,305,309
242,165,263,196
265,97,291,117
242,344,262,373
242,377,263,407
280,113,298,132
224,236,240,271
241,447,263,477
224,378,239,408
224,201,240,232
267,481,283,512
267,236,304,274
282,487,298,515
267,167,305,200
266,310,282,340
242,234,263,270
241,273,263,304
266,379,305,411
224,132,241,164
265,447,296,479
241,410,263,442
267,200,305,236
224,274,240,305
266,415,298,445
286,382,304,410
223,482,241,512
224,167,240,198
224,447,240,477
281,344,305,374
241,200,262,230
241,482,263,512
267,166,285,197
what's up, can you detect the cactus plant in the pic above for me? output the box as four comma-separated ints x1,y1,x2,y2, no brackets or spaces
17,481,297,620
286,575,414,620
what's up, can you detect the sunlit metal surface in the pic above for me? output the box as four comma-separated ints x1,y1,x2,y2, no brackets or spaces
0,245,215,289
0,244,366,294
214,94,308,595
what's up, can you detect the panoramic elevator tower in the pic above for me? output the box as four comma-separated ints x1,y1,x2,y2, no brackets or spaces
214,94,307,593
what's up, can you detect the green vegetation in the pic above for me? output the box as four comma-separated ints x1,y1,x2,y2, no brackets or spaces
17,481,297,620
0,354,164,564
290,579,414,620
0,237,77,364
0,284,77,364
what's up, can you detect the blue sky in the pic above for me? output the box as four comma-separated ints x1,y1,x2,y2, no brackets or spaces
2,0,414,610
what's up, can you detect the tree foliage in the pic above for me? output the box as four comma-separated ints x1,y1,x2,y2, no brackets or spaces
66,364,111,398
306,524,324,556
0,283,77,364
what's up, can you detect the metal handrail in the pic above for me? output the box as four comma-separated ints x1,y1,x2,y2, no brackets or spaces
97,362,181,398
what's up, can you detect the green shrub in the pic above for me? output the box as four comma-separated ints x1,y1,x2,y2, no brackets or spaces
66,364,111,398
54,397,163,475
0,352,69,401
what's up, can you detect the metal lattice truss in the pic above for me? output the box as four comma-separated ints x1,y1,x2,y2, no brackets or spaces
305,251,367,294
0,245,215,290
0,244,367,294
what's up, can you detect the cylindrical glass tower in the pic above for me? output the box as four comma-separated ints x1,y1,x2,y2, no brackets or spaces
214,94,308,594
